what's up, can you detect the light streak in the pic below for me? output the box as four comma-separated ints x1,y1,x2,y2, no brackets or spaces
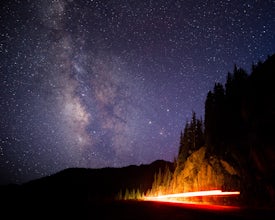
143,190,241,210
144,190,240,200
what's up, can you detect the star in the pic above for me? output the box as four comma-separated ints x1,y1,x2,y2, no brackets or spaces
0,0,274,184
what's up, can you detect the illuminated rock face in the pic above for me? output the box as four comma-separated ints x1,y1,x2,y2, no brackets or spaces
174,147,240,194
147,147,241,204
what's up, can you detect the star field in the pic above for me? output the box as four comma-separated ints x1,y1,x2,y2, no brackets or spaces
0,0,274,184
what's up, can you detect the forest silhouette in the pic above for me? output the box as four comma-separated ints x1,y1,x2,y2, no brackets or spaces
160,54,275,207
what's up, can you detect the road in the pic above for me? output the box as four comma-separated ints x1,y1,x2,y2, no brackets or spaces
88,200,275,220
3,199,275,219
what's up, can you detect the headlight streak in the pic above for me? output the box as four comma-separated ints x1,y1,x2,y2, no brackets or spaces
144,190,240,200
143,190,241,210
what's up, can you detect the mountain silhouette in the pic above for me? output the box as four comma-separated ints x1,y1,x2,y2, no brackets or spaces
0,160,173,217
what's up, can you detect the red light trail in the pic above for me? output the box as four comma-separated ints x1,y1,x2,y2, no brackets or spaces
144,190,240,200
143,190,240,211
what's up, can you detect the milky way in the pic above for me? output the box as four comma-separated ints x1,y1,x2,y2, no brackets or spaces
0,0,274,184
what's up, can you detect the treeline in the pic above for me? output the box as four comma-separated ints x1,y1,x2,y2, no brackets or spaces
117,188,144,200
178,54,275,205
205,55,275,161
177,112,204,173
204,54,275,205
147,54,275,205
177,54,275,166
147,165,173,196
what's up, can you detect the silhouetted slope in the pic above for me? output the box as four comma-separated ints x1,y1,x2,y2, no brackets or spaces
203,54,275,206
0,160,173,209
170,54,275,208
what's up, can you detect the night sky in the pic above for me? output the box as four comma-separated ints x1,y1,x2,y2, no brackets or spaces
0,0,274,184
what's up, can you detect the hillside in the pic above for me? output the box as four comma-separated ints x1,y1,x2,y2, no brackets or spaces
0,160,173,208
148,54,275,208
203,54,275,206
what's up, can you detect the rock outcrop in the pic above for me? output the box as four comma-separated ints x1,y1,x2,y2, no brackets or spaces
173,147,240,193
158,147,240,205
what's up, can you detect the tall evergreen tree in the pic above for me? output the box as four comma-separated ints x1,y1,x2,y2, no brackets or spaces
205,84,225,154
177,112,204,166
195,117,204,149
205,91,214,149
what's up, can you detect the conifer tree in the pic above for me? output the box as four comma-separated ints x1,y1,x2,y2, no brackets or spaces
177,112,205,165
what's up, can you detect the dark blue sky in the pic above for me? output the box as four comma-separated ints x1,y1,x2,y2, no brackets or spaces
0,0,274,184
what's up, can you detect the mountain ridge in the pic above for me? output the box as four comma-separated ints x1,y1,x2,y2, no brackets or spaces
0,159,174,207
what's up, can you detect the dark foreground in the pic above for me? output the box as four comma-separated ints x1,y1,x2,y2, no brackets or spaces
1,161,275,219
91,201,275,220
4,200,275,220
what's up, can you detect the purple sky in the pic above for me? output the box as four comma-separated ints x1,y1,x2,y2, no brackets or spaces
0,0,274,184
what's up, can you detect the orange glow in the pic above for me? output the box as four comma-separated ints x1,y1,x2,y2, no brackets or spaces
144,190,240,200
